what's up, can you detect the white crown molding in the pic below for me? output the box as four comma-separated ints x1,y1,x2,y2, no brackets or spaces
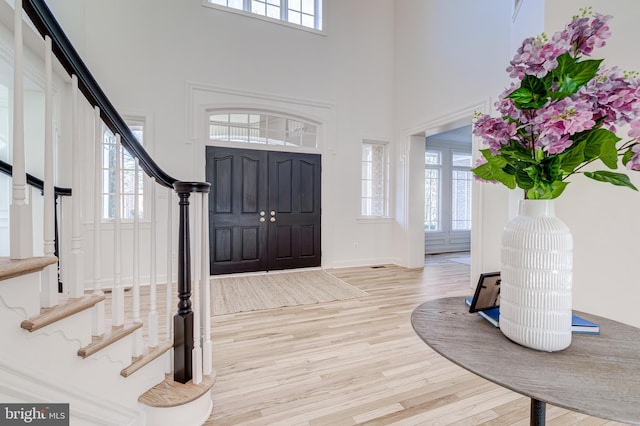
185,80,334,143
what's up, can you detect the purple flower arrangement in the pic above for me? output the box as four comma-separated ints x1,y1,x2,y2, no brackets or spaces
472,7,640,198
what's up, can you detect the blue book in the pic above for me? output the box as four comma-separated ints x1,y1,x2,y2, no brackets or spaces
464,298,600,334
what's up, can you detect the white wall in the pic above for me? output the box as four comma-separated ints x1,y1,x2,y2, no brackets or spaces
543,0,640,327
393,0,514,275
43,0,397,280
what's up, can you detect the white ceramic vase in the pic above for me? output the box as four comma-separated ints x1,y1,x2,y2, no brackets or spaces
499,199,573,352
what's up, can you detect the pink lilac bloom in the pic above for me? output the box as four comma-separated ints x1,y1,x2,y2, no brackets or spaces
583,67,640,130
626,144,640,171
506,12,612,81
627,121,640,171
507,36,564,79
473,115,517,154
495,83,528,122
628,119,640,139
531,97,596,154
563,13,612,56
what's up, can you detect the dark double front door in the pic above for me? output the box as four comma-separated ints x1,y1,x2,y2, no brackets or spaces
206,147,321,275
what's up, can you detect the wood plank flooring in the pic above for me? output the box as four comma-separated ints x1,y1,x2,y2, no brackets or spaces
205,254,626,425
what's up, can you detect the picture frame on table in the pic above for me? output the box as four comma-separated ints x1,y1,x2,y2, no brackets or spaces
469,272,501,313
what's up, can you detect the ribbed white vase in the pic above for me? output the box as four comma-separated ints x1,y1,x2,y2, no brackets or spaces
500,199,573,352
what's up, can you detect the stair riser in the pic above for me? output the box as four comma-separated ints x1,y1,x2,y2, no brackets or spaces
0,272,41,317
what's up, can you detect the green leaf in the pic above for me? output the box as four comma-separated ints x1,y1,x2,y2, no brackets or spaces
557,75,579,95
559,140,585,173
584,128,620,160
481,149,508,168
584,171,638,190
508,75,548,109
493,169,517,189
499,145,536,163
548,90,572,101
622,149,634,166
548,181,570,199
542,156,561,182
599,137,619,169
507,87,533,105
472,162,517,189
570,59,603,86
526,179,570,199
515,167,535,189
553,53,576,79
471,163,495,181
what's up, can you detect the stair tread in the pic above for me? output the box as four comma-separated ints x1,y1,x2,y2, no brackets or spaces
78,321,143,358
121,342,172,378
0,256,58,282
138,373,216,408
20,294,105,332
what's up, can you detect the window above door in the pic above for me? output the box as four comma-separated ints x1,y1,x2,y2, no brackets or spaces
208,110,318,149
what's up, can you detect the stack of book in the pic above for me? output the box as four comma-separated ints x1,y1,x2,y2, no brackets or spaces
464,297,600,334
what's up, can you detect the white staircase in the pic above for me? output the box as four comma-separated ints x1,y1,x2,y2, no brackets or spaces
0,259,213,426
0,0,215,423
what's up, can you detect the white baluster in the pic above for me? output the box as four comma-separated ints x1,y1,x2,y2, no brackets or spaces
112,135,124,326
10,0,33,260
192,193,203,385
201,192,212,376
91,107,105,336
132,159,143,356
41,35,57,308
68,74,84,298
165,187,174,374
148,179,158,347
91,106,105,336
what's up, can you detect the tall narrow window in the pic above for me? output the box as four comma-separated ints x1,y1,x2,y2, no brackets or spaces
361,140,389,217
451,152,472,230
424,150,441,231
102,121,145,220
204,0,322,31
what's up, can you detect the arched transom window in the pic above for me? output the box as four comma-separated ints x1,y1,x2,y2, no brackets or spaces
208,110,318,148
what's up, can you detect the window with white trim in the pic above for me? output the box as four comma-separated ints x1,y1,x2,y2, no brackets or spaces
361,140,389,217
424,150,441,231
451,152,472,230
102,120,145,220
424,147,472,232
204,0,323,31
208,111,318,148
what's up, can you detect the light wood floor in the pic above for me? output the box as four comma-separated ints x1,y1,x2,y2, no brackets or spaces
205,254,626,425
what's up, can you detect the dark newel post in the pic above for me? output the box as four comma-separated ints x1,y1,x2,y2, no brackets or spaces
173,181,210,384
174,186,194,384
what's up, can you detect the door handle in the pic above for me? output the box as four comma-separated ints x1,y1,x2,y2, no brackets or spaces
270,217,276,222
260,211,266,216
260,217,266,223
270,211,276,216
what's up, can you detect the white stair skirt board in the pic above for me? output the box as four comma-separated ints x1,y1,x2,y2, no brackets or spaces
1,271,173,425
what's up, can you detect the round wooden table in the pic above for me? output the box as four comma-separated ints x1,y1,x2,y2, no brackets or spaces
411,297,640,425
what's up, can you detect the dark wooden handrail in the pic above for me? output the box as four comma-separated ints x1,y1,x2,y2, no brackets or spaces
0,160,72,197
